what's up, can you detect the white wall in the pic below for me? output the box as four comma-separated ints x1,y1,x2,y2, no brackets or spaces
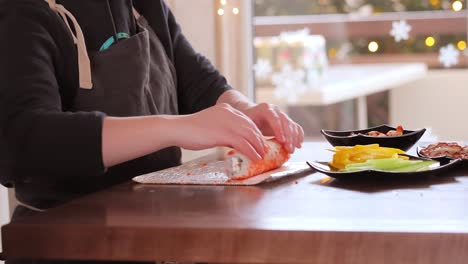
170,0,217,64
390,69,468,141
171,0,254,96
0,187,10,258
215,0,254,97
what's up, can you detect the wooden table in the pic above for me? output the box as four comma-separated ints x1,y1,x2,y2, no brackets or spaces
3,141,468,264
256,63,428,129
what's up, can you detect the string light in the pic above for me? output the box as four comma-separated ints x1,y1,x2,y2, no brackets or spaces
429,0,440,7
452,0,463,11
457,40,467,50
217,8,224,16
368,41,379,53
425,36,436,47
220,0,227,6
328,48,337,58
232,7,239,15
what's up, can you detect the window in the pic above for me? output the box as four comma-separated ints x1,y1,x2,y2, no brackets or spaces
252,0,467,139
254,0,467,68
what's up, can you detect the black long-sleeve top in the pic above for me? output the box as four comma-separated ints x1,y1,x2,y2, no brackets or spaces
0,0,231,207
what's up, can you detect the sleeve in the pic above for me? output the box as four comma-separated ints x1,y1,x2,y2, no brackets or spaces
135,0,232,114
0,8,107,179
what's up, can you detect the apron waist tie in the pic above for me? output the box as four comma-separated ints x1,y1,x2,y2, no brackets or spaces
15,197,47,212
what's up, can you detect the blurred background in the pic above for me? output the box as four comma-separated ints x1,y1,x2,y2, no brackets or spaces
252,0,467,141
169,0,468,143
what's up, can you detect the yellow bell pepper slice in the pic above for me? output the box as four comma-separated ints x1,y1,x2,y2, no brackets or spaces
328,144,407,170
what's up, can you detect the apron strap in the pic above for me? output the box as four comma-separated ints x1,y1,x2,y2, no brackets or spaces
47,0,55,8
46,0,93,89
45,1,142,90
132,7,141,20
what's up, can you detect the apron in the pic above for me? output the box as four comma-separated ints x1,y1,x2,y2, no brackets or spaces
14,0,182,211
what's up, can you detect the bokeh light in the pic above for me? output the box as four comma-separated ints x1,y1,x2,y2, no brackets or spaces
368,41,379,53
452,1,463,11
457,40,467,50
425,36,436,47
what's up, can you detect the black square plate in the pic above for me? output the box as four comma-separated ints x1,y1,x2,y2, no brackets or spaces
307,155,461,180
321,124,426,151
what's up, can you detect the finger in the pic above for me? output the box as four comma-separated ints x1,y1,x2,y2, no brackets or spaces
287,124,296,153
292,123,303,149
245,118,268,150
297,124,304,148
276,110,303,150
229,108,268,152
278,112,295,153
264,108,285,143
217,105,265,158
237,124,267,158
291,123,301,149
231,137,262,161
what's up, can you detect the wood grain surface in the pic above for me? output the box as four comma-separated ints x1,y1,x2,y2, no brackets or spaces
3,142,468,264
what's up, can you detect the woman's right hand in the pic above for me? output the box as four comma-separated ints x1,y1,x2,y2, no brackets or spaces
172,103,268,161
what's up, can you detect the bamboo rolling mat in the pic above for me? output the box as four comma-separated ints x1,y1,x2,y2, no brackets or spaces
133,160,311,186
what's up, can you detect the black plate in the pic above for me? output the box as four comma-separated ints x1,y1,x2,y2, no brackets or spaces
306,155,461,180
417,145,468,167
321,124,426,151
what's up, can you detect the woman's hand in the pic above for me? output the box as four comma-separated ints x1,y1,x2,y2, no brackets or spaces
173,103,268,161
242,103,304,153
101,104,267,168
101,101,299,168
216,90,304,154
102,90,302,168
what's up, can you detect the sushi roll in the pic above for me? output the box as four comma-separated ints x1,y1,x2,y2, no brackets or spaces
225,139,290,180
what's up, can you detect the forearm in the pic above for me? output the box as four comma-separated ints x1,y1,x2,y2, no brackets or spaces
102,115,180,167
102,104,269,165
216,89,256,112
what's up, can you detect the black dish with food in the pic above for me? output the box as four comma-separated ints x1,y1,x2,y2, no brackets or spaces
307,155,461,181
321,124,426,151
417,143,468,167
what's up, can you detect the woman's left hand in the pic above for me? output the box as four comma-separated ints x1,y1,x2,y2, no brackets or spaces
242,103,304,153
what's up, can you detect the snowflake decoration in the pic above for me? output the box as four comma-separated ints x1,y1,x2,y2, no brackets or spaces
302,50,315,69
336,42,353,60
439,44,460,68
357,4,373,16
253,59,273,80
392,0,406,12
390,20,411,42
271,64,306,103
345,0,364,9
279,28,310,43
